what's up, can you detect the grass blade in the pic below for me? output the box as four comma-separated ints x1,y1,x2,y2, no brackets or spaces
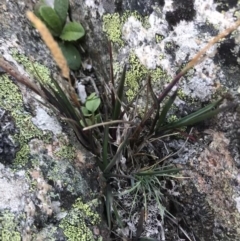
103,130,131,174
159,98,223,132
135,168,181,176
102,125,109,169
112,64,127,120
148,76,160,135
112,202,124,229
155,89,178,132
105,184,113,228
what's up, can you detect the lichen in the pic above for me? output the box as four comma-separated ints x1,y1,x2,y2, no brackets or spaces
54,134,76,161
0,50,57,167
0,74,44,167
102,13,124,46
122,10,150,29
0,211,21,241
125,53,148,100
103,11,150,46
125,53,170,101
60,198,100,241
11,48,52,84
155,34,164,43
32,225,58,240
103,11,170,101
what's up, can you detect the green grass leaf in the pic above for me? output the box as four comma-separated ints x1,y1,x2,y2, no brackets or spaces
155,90,178,131
105,184,113,228
58,43,81,70
104,131,131,174
60,22,85,41
158,98,223,132
54,0,68,23
39,5,62,35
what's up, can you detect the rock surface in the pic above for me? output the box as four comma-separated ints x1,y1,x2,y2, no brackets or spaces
0,0,240,240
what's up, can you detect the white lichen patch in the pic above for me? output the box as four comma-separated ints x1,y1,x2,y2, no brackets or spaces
104,0,240,103
235,196,240,213
0,163,29,212
32,107,62,135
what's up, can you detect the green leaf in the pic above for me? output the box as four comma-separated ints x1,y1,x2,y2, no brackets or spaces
87,92,97,100
104,131,131,174
80,118,92,127
60,22,85,41
85,97,101,113
39,5,63,35
54,0,69,23
34,0,48,19
58,43,81,70
94,113,101,123
80,107,92,117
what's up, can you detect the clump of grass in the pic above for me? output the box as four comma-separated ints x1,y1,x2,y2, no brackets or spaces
1,11,239,240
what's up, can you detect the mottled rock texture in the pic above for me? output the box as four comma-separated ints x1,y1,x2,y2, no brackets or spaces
1,0,240,240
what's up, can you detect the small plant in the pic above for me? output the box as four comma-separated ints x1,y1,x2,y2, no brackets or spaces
1,10,239,241
34,0,85,70
80,93,101,127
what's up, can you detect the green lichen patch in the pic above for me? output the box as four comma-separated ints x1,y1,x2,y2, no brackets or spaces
44,157,87,195
60,198,101,241
0,74,45,167
32,225,58,240
103,13,124,46
155,34,164,43
0,211,21,241
125,53,148,100
54,134,76,161
54,145,76,161
124,53,170,101
122,10,151,29
11,48,52,84
102,11,150,46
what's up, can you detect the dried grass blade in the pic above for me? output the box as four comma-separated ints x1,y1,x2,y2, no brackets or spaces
113,64,127,120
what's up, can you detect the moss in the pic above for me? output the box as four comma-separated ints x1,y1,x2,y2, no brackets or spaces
0,211,21,241
60,198,101,241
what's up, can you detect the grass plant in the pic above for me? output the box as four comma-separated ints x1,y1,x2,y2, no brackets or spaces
0,10,239,240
